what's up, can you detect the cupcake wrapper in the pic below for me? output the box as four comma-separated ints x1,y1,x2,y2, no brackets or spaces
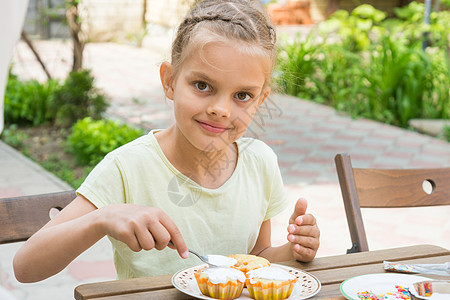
245,279,297,300
195,273,245,300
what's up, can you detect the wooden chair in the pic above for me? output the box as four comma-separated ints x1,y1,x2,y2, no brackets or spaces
334,153,450,253
0,191,76,244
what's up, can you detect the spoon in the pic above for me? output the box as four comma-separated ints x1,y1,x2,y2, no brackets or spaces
168,242,237,267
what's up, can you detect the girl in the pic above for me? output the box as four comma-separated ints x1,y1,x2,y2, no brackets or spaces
13,0,320,282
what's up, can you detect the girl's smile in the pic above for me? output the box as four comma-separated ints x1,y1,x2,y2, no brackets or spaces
196,120,231,134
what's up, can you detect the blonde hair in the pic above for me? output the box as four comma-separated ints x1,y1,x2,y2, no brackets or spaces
170,0,277,83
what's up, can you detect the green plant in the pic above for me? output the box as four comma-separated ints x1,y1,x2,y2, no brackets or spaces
0,124,30,149
319,5,386,52
362,35,434,127
311,44,365,110
276,34,320,98
41,154,93,188
426,48,450,120
67,117,144,166
4,73,59,126
443,126,450,142
52,69,109,127
389,2,450,48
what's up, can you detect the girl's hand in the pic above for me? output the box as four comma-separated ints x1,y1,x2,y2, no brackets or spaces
287,198,320,262
98,204,189,259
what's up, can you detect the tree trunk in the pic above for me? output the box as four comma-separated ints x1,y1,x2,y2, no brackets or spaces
66,3,85,72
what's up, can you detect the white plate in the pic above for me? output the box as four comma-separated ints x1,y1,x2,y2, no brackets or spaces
171,263,321,300
340,273,431,300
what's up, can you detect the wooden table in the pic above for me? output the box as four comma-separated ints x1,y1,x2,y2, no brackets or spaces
74,244,449,299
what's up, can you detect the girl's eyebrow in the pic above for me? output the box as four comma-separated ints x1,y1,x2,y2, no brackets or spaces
189,71,262,92
189,71,216,84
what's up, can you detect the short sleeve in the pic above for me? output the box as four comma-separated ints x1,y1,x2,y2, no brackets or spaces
76,153,127,208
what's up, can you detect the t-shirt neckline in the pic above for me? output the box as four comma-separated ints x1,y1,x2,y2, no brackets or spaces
149,129,242,193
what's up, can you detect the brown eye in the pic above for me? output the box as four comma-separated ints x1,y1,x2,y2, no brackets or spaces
195,82,210,91
236,92,251,102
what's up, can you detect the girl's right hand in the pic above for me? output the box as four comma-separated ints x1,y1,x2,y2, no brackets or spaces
98,204,189,259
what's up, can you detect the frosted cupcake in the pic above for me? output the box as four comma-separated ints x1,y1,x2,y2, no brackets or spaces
245,266,298,300
228,254,270,273
194,267,246,300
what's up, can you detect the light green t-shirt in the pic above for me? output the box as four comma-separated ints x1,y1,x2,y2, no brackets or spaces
77,130,287,279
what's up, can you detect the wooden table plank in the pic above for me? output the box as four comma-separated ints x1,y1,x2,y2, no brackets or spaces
315,283,346,299
281,245,449,271
75,275,173,299
92,289,193,300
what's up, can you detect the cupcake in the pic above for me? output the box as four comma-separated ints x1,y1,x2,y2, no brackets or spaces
228,254,270,273
245,266,298,300
194,267,246,300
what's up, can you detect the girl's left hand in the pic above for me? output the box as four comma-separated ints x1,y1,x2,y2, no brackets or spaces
287,198,320,262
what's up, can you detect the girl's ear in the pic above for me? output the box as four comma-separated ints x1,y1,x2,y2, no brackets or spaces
258,87,271,107
160,61,175,100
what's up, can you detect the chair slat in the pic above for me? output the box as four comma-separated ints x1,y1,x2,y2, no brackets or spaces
354,168,450,207
0,191,76,244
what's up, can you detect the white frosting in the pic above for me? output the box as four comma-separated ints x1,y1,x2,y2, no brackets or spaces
201,267,246,284
246,267,296,283
206,255,237,267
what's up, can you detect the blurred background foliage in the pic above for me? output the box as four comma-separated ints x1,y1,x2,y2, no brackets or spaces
276,1,450,128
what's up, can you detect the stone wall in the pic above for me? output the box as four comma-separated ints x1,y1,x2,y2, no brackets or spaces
145,0,194,28
80,0,146,42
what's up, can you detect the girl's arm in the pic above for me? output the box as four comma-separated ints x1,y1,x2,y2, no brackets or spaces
13,195,103,282
250,198,320,263
13,195,188,283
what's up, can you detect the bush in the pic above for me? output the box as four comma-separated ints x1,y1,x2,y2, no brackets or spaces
4,73,59,126
4,69,109,128
67,117,144,166
52,69,109,127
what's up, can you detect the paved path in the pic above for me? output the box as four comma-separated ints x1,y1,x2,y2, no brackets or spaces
1,38,449,300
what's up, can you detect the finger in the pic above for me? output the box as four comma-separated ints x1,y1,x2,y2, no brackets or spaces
295,214,316,226
167,240,176,250
117,229,142,252
287,234,320,250
159,214,188,259
146,222,171,251
287,223,320,239
289,198,308,223
134,223,156,251
128,239,143,252
292,243,317,262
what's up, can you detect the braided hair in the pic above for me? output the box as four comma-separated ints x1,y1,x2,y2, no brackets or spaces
170,0,276,84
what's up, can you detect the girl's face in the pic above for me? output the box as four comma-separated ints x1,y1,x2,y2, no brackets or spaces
161,41,271,152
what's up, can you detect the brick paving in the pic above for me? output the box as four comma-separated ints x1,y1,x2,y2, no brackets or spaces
1,38,449,299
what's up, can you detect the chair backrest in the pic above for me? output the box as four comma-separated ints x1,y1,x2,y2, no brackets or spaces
334,153,450,253
0,190,76,244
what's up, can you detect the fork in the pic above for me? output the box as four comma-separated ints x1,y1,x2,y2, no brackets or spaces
168,242,235,267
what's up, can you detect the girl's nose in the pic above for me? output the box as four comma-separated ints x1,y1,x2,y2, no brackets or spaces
207,95,231,118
